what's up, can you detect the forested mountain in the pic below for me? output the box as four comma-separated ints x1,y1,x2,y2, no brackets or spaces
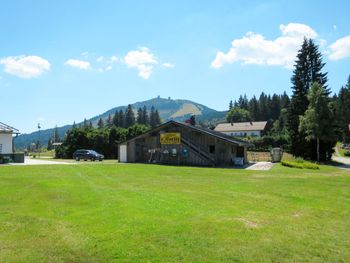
14,97,226,149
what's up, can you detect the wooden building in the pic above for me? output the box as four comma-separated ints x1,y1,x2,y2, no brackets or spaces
118,121,251,166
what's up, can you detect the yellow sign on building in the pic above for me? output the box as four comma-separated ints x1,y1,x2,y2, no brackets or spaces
160,133,181,144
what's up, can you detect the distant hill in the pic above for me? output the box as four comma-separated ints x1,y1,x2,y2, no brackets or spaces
14,97,226,149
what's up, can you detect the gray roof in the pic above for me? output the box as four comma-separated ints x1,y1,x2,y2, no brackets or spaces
0,122,20,134
215,121,267,132
122,120,251,147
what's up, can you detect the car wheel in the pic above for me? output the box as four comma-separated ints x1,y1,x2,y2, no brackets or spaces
75,157,80,161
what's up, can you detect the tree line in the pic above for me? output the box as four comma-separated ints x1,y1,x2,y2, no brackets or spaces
98,105,161,129
55,105,161,158
227,38,350,161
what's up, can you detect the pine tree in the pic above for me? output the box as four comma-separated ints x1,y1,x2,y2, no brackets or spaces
247,96,258,121
117,110,125,128
113,111,119,126
299,82,336,161
106,114,113,127
142,105,149,126
136,107,143,124
149,106,160,128
97,118,104,129
124,104,135,128
287,38,328,158
229,100,233,110
154,110,161,126
270,94,281,121
83,118,88,129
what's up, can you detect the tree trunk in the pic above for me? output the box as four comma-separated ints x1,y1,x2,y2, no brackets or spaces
316,137,320,163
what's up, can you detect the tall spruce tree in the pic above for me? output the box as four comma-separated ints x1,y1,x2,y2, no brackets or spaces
142,105,149,126
149,106,161,128
248,96,259,121
117,110,125,128
124,104,135,128
136,107,143,124
97,118,104,129
106,114,113,127
287,38,328,159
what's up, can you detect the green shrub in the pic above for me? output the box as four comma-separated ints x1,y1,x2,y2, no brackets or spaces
281,160,319,169
344,151,350,157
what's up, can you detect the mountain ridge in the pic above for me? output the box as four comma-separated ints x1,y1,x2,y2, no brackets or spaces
14,97,227,149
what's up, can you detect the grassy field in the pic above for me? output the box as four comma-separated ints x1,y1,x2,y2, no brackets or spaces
0,163,349,262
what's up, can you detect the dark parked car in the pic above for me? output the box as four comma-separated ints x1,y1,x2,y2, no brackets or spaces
73,149,104,161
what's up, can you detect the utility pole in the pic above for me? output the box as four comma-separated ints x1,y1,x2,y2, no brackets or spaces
38,123,41,158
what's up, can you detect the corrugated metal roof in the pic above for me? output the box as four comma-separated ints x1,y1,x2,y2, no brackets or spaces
0,122,20,133
214,121,267,132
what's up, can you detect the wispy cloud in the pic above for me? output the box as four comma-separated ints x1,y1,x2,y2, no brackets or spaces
211,23,318,69
0,55,50,78
64,59,91,70
124,47,158,79
162,62,175,68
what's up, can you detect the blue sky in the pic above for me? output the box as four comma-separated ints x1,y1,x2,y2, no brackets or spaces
1,0,350,133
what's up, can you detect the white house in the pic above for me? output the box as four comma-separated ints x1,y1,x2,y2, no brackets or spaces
214,121,267,137
0,122,20,154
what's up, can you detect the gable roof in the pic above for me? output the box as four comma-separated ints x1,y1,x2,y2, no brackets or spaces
0,122,20,134
214,121,267,132
121,120,251,147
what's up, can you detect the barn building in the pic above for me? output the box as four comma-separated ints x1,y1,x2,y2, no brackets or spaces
118,121,251,166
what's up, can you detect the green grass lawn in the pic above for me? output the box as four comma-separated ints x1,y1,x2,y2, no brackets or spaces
0,163,349,262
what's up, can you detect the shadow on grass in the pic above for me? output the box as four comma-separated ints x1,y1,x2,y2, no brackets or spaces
328,160,350,169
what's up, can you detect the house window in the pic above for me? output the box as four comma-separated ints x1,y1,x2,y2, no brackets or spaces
209,145,215,154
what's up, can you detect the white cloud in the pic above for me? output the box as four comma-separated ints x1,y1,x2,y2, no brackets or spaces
211,23,318,69
105,65,112,71
81,51,89,57
0,55,50,78
124,47,158,79
162,62,175,68
110,56,118,63
64,59,91,70
333,25,337,30
328,35,350,60
96,56,104,62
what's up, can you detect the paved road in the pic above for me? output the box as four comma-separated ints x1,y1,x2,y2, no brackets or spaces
333,147,350,169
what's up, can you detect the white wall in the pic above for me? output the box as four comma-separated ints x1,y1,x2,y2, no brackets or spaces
0,133,13,154
223,130,261,137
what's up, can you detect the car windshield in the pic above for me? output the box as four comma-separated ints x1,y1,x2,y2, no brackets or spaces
89,150,97,154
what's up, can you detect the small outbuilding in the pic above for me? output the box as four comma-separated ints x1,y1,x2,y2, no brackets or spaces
118,120,251,166
0,122,24,163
